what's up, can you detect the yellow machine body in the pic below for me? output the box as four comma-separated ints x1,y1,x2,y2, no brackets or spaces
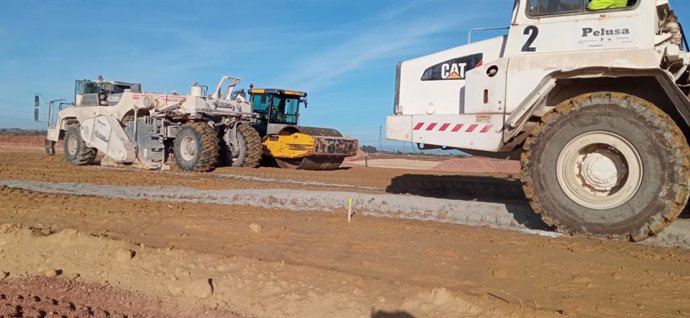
263,132,318,159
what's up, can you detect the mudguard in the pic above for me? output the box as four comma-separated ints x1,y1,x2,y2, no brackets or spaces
80,116,136,163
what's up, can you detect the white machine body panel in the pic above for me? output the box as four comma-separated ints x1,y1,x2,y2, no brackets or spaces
80,115,136,163
387,0,677,153
397,36,507,116
503,0,658,113
464,58,509,114
410,114,504,151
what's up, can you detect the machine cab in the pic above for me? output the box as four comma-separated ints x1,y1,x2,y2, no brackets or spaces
507,0,645,57
75,77,141,107
249,88,307,136
499,0,649,112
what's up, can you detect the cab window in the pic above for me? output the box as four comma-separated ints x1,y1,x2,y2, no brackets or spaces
527,0,583,16
527,0,636,17
251,94,270,113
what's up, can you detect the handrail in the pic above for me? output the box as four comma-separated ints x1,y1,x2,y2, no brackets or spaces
467,26,509,44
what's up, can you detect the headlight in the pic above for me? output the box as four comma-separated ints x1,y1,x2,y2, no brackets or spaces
142,96,152,108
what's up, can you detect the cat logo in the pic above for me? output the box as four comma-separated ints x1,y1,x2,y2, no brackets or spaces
421,53,483,81
441,63,468,80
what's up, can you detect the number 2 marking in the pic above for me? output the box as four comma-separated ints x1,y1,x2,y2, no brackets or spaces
522,25,539,52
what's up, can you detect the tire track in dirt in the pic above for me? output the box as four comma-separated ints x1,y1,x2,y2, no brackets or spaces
0,277,237,318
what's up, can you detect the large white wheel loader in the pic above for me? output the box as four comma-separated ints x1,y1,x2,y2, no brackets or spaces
386,0,690,241
39,75,262,172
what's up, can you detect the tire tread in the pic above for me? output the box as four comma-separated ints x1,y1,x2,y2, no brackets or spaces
521,92,690,241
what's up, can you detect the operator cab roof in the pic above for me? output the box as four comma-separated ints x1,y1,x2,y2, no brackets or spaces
249,88,307,97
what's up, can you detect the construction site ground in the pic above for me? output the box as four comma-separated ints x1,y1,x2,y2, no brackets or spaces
1,134,689,318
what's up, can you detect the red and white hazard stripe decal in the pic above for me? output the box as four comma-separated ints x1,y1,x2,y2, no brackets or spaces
413,122,494,134
132,94,185,102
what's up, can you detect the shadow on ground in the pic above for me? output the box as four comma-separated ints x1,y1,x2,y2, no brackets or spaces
371,310,416,318
386,174,550,230
386,175,525,203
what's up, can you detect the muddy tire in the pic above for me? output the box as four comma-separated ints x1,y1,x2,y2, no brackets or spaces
521,92,690,241
173,122,220,172
63,125,96,165
220,123,261,168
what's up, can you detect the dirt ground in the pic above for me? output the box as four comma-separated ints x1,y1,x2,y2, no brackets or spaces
0,275,236,317
1,134,690,317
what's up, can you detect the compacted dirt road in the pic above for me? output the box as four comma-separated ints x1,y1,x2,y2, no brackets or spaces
1,135,690,317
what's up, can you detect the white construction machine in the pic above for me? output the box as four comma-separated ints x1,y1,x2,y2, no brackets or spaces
387,0,690,240
39,75,262,171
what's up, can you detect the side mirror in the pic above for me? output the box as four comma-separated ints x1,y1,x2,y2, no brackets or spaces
34,95,40,122
303,97,308,109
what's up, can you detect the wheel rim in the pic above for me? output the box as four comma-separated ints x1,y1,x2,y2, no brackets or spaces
224,131,243,160
556,131,643,210
67,135,78,156
179,136,197,161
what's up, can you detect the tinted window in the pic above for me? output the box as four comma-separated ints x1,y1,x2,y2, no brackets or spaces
76,81,99,94
527,0,635,17
527,0,585,16
251,94,270,112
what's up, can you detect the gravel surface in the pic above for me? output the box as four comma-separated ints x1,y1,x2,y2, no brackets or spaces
3,179,690,247
0,179,542,230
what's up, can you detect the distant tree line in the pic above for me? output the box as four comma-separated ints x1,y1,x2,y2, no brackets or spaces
360,145,378,153
359,145,467,158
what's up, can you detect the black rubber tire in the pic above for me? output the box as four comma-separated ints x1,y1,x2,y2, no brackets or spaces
220,123,262,168
173,122,220,172
521,92,690,241
63,125,97,165
44,139,56,155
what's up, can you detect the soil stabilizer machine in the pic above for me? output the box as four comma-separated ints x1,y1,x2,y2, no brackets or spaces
248,88,358,170
387,0,690,241
40,75,262,171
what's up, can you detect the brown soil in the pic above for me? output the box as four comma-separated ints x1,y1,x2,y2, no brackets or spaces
2,134,690,317
0,151,516,193
433,157,520,176
0,134,46,152
1,187,690,317
0,276,236,317
363,152,451,162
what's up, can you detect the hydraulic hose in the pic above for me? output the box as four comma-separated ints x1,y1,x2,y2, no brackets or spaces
680,22,689,51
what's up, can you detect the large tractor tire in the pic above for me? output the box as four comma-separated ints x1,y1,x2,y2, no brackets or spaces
220,123,261,168
173,122,220,172
63,125,97,165
521,92,690,241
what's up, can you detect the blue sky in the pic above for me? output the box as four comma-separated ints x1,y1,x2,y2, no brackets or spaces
1,1,688,150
